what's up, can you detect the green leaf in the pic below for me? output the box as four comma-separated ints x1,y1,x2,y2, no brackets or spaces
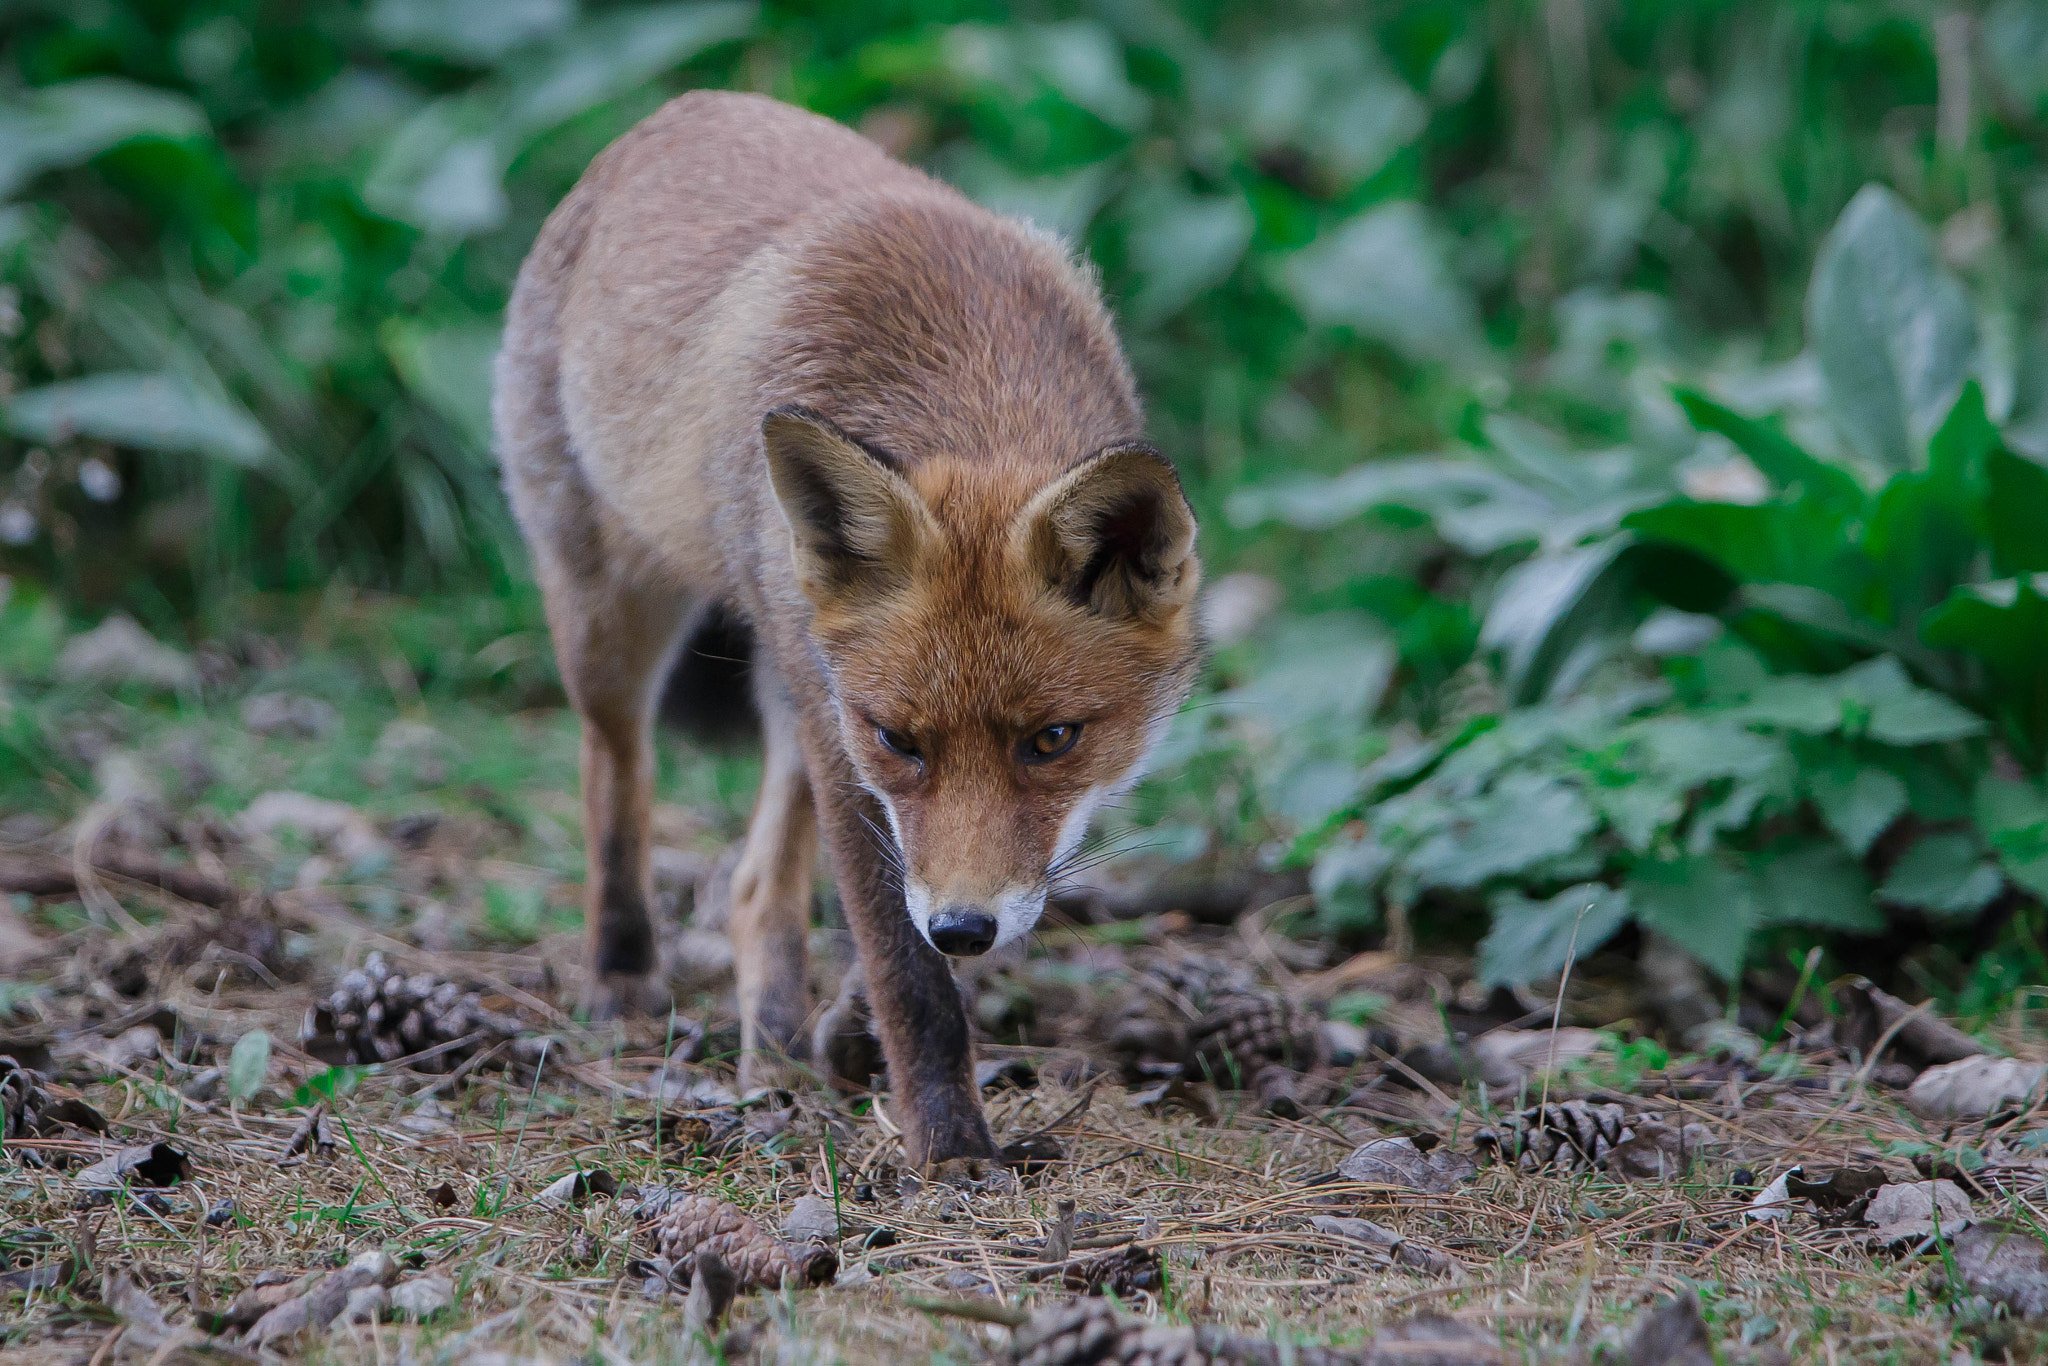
5,372,269,465
1225,458,1548,553
1984,0,2048,119
368,0,574,65
1478,883,1631,988
1401,771,1600,891
382,318,502,456
507,1,758,134
0,78,207,199
291,1065,370,1109
1120,182,1253,324
1834,656,1988,745
1630,855,1756,979
1276,202,1485,367
1237,31,1425,188
227,1029,272,1104
1805,762,1908,855
1756,843,1883,932
1672,388,1865,515
1974,773,2048,901
1985,448,2048,577
940,147,1118,241
1807,185,1978,470
1877,832,2004,920
1478,537,1633,705
1310,834,1393,933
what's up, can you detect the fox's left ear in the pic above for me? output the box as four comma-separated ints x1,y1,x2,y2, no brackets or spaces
763,407,937,606
1020,443,1199,620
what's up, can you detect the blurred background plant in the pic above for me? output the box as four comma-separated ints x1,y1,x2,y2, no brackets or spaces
5,0,2048,1020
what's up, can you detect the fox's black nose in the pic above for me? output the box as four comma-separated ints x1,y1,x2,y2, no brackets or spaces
928,907,998,957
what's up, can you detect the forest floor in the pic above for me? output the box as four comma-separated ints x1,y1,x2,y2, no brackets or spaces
2,599,2046,1364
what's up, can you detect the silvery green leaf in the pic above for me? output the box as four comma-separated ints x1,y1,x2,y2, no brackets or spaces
227,1029,273,1104
1022,21,1148,130
6,372,269,465
1401,771,1599,891
1224,457,1546,546
939,146,1118,242
1805,763,1909,856
382,317,503,456
368,0,574,65
1276,202,1484,367
1809,185,1978,470
0,78,207,199
1121,182,1253,324
1983,0,2048,118
1479,883,1631,988
509,2,757,133
1878,832,2004,920
1236,32,1424,187
1631,856,1757,979
1479,538,1633,705
1976,773,2048,900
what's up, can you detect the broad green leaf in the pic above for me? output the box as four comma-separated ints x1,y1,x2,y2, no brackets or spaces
382,317,502,456
6,372,269,465
941,147,1118,241
1726,674,1847,734
1625,499,1865,603
508,2,758,133
1984,0,2048,119
227,1029,272,1103
1672,388,1865,515
1755,843,1883,931
291,1065,369,1109
368,0,573,65
1630,856,1756,979
944,21,1148,130
1974,773,2048,900
1877,832,2004,920
1311,834,1393,933
1236,31,1424,188
0,78,207,199
1985,448,2048,577
1121,182,1253,324
1478,883,1631,988
1401,771,1599,891
1277,202,1484,366
1805,763,1908,855
1478,537,1632,705
1224,458,1548,552
1833,655,1988,745
1808,185,1977,470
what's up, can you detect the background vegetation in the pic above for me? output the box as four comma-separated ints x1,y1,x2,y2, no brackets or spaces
6,0,2048,1020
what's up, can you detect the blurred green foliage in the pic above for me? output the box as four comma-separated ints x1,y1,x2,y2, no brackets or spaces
5,0,2048,1004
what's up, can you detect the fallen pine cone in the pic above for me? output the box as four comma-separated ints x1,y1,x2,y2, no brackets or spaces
2,1054,108,1149
1008,1298,1498,1366
1186,990,1324,1090
642,1191,837,1293
301,953,536,1073
1060,1244,1164,1297
1474,1099,1709,1179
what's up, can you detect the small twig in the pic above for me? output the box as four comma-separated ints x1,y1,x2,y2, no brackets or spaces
900,1296,1029,1327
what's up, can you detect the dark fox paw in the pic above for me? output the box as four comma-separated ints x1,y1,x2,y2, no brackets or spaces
580,971,672,1021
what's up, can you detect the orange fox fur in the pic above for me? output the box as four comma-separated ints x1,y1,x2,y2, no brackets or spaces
495,91,1201,1166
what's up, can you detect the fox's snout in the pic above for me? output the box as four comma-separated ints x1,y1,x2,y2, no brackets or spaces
927,906,998,956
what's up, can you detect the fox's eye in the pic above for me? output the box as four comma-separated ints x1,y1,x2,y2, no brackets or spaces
1023,723,1082,762
877,727,920,759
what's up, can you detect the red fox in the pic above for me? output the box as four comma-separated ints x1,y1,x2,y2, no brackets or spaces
495,91,1201,1168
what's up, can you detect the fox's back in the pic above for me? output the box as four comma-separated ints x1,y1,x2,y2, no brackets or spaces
501,90,1143,596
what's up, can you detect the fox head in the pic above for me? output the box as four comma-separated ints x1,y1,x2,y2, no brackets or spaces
764,406,1201,957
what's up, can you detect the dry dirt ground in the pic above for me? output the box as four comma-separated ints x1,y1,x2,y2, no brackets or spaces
3,628,2046,1364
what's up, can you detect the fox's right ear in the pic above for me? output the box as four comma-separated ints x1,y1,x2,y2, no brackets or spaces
763,407,935,605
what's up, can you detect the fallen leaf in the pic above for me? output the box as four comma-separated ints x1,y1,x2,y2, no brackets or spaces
781,1194,841,1243
247,1248,400,1345
237,791,387,866
1467,1026,1606,1087
1747,1170,1794,1223
1310,1215,1459,1275
104,1270,256,1362
426,1181,458,1208
1126,1077,1218,1121
1607,1117,1711,1181
1621,1292,1715,1366
278,1105,335,1163
999,1134,1064,1180
1905,1056,2047,1121
1785,1164,1889,1211
56,616,197,691
1338,1136,1477,1194
975,1057,1038,1091
1864,1179,1973,1244
387,1273,456,1321
536,1168,619,1207
1835,978,1985,1067
1949,1221,2048,1318
74,1141,188,1189
1362,1315,1502,1364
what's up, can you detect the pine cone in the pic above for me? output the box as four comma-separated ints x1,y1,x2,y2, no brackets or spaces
1186,991,1323,1088
644,1192,836,1293
1061,1245,1165,1298
2,1054,108,1148
1135,952,1255,1014
301,953,532,1073
1008,1299,1369,1366
1473,1100,1633,1173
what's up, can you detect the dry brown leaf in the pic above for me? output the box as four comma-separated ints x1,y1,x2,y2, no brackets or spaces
1338,1136,1477,1193
1949,1221,2048,1318
246,1248,400,1345
536,1167,619,1206
74,1141,188,1189
1863,1179,1973,1244
1905,1056,2048,1121
1621,1292,1715,1366
1310,1214,1459,1275
1467,1026,1605,1087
